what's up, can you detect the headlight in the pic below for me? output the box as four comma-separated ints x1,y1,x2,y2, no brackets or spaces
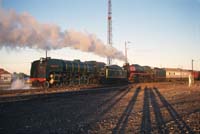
50,79,54,84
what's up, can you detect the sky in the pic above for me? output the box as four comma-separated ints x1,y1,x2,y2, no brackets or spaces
0,0,200,74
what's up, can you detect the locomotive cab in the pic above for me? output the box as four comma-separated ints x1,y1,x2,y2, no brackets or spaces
30,58,48,88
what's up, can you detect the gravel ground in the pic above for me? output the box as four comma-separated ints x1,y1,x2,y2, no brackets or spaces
0,83,199,134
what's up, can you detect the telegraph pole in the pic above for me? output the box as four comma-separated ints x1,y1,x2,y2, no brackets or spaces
125,41,127,64
46,49,47,59
124,41,131,64
107,0,112,65
191,59,194,85
192,59,194,73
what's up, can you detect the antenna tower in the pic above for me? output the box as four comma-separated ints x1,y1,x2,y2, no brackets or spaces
107,0,112,65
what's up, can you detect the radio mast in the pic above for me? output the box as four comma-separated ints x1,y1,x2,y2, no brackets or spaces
107,0,112,65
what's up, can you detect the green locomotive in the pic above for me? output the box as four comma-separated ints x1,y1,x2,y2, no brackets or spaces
30,57,127,88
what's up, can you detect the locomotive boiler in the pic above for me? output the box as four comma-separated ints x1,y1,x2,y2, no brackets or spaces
30,57,127,88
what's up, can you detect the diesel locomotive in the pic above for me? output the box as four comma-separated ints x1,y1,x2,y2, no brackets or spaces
30,57,127,88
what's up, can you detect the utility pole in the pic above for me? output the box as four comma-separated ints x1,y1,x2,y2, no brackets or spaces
107,0,112,65
125,41,131,64
191,59,194,85
125,41,127,64
192,59,194,73
46,49,47,59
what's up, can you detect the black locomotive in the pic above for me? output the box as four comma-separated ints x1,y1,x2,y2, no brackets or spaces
30,57,127,88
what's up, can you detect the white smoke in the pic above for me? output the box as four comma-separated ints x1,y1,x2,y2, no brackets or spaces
11,79,28,89
0,8,125,61
7,79,30,90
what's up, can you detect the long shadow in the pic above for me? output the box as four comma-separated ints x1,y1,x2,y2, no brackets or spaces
153,87,194,134
149,88,168,134
98,86,130,108
86,86,132,125
140,87,152,134
80,86,129,112
73,86,132,133
0,86,131,134
112,86,141,134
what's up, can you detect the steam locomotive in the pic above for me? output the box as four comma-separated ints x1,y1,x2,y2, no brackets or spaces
30,57,127,88
30,57,200,88
123,63,166,83
124,63,200,83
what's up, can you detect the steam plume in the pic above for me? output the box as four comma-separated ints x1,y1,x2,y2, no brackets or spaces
10,79,30,90
0,8,125,61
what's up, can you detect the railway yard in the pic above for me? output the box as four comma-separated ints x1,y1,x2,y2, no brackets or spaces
1,0,200,134
0,82,199,134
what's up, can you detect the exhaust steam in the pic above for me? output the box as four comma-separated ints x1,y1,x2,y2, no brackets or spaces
10,79,30,90
0,8,125,61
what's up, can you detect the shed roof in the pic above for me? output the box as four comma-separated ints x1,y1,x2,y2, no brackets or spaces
0,68,11,75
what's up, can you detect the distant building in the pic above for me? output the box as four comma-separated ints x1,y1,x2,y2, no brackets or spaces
0,68,12,83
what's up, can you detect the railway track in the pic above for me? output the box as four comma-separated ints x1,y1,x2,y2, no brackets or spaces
0,84,130,103
0,83,199,133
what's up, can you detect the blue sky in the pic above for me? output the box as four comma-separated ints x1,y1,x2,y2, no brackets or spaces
0,0,200,74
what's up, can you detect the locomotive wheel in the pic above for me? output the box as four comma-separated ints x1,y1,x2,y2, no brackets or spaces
43,81,50,89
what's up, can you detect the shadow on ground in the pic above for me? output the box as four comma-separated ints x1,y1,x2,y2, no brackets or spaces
0,85,196,134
